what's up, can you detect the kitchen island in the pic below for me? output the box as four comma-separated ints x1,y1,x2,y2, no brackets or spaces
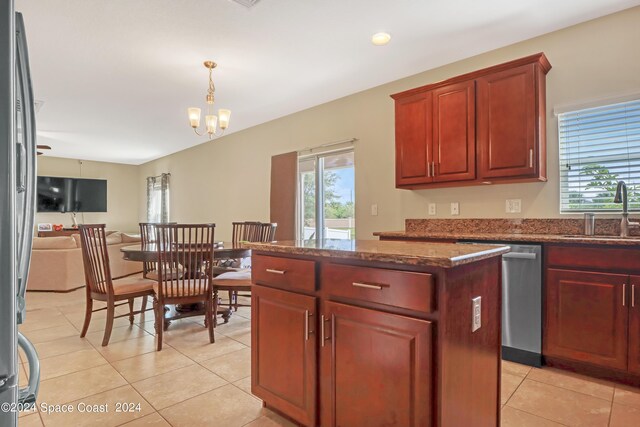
244,239,509,427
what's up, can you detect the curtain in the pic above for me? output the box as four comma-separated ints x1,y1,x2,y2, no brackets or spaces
146,173,170,223
270,152,297,240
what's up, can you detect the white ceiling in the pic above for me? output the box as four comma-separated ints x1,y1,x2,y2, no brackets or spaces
17,0,640,165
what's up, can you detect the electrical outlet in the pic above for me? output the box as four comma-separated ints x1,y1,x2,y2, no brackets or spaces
472,296,482,332
450,202,460,216
505,199,522,214
428,203,437,216
370,204,378,216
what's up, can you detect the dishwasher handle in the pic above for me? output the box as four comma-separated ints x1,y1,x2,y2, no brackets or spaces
503,252,537,260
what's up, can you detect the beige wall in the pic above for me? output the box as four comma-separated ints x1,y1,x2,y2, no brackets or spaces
138,7,640,241
37,157,140,233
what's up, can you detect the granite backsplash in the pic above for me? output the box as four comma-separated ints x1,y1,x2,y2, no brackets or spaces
405,218,640,237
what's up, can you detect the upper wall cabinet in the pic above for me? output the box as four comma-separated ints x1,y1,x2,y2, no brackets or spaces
391,53,551,190
395,92,432,186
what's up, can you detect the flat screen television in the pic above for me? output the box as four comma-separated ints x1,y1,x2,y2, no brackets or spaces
37,176,107,213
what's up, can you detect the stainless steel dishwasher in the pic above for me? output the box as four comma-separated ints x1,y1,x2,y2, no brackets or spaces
501,244,542,367
461,242,542,366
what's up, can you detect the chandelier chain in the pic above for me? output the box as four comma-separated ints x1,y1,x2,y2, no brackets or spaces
207,67,215,105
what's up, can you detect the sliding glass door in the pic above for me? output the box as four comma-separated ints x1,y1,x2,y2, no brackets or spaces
298,149,355,240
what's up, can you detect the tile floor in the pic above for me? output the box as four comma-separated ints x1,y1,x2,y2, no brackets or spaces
15,283,640,426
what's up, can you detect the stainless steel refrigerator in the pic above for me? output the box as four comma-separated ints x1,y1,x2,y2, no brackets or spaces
1,1,41,425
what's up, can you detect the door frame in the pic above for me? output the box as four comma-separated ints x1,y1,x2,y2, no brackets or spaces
297,146,355,241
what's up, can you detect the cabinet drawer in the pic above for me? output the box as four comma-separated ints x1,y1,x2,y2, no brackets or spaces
252,254,316,292
321,263,435,314
546,245,640,272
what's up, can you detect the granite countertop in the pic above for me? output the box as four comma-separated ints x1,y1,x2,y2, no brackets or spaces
243,239,509,268
373,230,640,246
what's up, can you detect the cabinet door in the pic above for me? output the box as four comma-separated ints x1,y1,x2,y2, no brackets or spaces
629,275,640,375
477,64,537,179
544,269,628,370
432,81,476,183
320,301,432,427
395,92,433,186
252,285,317,426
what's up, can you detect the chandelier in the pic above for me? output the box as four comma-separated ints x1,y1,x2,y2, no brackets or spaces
187,61,231,138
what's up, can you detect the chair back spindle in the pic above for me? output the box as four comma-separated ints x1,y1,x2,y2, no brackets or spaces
260,223,277,242
78,224,113,296
155,224,216,300
231,221,277,243
231,221,260,243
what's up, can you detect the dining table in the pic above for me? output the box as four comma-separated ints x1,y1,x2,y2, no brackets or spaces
121,242,251,329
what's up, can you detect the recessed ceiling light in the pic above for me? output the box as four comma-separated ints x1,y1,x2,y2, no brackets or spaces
371,32,391,46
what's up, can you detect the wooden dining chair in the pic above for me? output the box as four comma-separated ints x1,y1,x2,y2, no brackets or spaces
213,221,262,275
78,224,155,346
139,222,160,279
232,221,263,243
212,222,277,314
139,222,183,281
259,222,277,242
153,223,216,351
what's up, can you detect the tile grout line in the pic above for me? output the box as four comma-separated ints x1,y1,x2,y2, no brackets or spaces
143,378,231,413
502,373,525,406
504,404,572,427
524,377,614,403
195,344,250,366
607,393,614,427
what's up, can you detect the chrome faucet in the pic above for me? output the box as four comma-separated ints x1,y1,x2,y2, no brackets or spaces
614,181,640,237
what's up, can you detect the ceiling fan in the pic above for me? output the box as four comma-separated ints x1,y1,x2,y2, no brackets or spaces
36,145,51,156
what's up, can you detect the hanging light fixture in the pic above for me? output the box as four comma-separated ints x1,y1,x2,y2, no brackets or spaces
188,60,231,138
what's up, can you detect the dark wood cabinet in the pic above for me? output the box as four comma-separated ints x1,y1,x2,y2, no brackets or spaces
395,92,432,186
251,285,317,426
392,53,550,189
252,250,502,426
432,81,476,183
320,301,433,427
394,81,475,187
477,64,540,179
545,269,628,370
629,275,640,375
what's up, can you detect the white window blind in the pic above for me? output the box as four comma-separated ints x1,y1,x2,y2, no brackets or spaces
559,99,640,213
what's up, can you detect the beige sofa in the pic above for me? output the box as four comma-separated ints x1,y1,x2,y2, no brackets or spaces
27,231,143,292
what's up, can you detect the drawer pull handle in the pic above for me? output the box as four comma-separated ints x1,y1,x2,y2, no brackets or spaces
633,284,636,308
623,283,626,307
529,149,534,168
266,268,286,275
304,310,314,341
352,282,388,290
321,315,331,347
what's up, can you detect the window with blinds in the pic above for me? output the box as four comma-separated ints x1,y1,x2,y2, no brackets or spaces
559,99,640,213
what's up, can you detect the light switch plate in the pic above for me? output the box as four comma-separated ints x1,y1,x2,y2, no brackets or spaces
472,296,482,332
450,202,460,216
370,204,378,216
505,199,522,213
428,203,437,216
